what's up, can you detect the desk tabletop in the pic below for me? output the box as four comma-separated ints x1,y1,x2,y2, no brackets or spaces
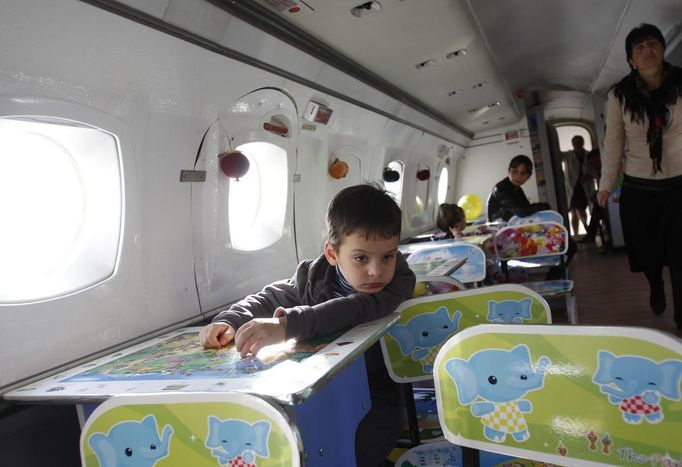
398,233,493,256
4,314,398,406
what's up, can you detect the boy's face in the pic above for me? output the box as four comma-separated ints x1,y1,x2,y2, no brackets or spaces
508,164,531,187
324,231,399,294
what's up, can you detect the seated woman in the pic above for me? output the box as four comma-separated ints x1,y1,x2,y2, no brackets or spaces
487,154,550,222
487,154,575,281
432,203,466,240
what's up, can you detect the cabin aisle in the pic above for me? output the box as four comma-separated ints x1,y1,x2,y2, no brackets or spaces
570,243,681,337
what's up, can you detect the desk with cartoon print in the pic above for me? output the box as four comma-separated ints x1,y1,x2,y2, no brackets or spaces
4,314,399,467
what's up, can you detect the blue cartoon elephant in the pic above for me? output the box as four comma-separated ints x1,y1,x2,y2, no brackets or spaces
486,298,532,324
592,350,682,424
205,416,270,466
408,445,460,466
388,306,461,372
88,415,173,467
445,344,550,443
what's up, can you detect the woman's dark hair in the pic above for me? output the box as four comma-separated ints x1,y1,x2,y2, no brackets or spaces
625,23,665,62
508,155,533,175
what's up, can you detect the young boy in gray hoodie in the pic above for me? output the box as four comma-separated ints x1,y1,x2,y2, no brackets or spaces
200,183,416,466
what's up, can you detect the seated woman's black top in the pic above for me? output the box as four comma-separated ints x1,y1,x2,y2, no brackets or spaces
487,177,549,222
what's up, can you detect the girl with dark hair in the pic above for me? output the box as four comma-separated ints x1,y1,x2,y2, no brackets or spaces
597,23,682,327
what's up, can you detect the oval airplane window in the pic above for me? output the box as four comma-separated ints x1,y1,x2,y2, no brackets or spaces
414,165,431,214
229,141,287,251
384,160,404,206
437,166,449,204
0,117,121,304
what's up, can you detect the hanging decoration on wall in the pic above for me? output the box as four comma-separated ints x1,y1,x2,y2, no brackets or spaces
416,168,431,181
383,166,400,182
218,151,250,180
328,158,349,179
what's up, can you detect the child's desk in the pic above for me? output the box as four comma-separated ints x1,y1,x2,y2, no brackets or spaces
4,314,399,466
399,234,493,257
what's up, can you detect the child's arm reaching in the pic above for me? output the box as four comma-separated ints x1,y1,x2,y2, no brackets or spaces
233,312,287,357
282,253,416,340
200,262,312,351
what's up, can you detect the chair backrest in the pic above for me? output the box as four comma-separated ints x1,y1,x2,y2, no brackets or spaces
381,285,551,383
507,209,564,226
494,221,568,261
406,242,486,284
80,392,302,467
434,324,682,466
413,276,465,298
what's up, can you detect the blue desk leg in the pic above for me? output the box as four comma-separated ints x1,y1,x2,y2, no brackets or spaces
293,356,371,467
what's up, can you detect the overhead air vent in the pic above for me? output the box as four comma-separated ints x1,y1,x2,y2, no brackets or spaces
415,59,435,70
446,49,467,59
351,1,381,18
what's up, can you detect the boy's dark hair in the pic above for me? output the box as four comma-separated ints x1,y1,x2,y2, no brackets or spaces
327,183,401,247
571,135,584,145
436,203,465,232
625,23,665,62
508,155,533,174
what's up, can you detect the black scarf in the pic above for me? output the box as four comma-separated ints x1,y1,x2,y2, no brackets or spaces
613,62,682,175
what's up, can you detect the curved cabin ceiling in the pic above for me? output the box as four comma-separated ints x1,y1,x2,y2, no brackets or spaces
239,0,682,132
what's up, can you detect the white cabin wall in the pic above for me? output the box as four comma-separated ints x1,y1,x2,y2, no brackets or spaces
0,0,469,389
454,119,540,218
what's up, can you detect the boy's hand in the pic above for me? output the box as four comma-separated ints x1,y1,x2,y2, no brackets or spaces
234,317,286,358
199,323,235,349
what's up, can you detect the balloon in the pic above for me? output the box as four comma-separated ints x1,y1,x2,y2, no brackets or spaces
416,169,430,181
383,167,400,182
328,158,349,179
457,193,483,221
219,151,250,180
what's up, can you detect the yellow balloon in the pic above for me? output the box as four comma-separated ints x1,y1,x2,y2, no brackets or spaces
457,194,483,221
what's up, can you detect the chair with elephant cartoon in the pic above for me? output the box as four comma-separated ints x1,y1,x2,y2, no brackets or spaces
432,324,682,466
80,391,302,467
494,220,577,323
380,284,552,448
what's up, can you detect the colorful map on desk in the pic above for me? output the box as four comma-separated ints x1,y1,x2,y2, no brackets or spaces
64,331,328,382
5,315,398,404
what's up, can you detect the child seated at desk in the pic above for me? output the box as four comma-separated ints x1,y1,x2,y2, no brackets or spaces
433,203,495,241
433,203,466,240
200,183,416,467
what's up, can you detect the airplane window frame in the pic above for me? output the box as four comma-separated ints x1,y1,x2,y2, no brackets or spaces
228,141,287,251
384,160,404,207
0,115,123,304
